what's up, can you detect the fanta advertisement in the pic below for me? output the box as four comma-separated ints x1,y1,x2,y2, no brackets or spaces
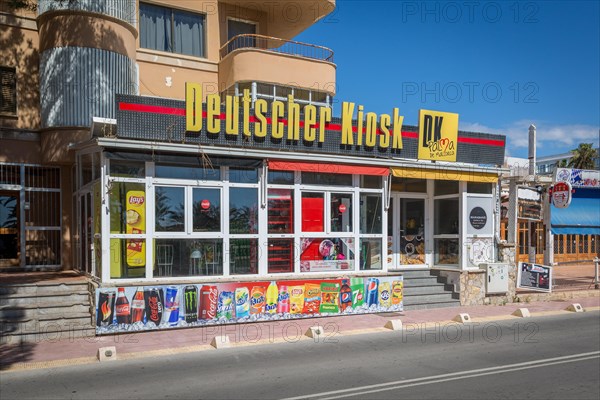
95,276,403,335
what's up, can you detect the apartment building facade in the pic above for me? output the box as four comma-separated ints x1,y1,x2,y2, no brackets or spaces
2,1,514,334
1,0,336,272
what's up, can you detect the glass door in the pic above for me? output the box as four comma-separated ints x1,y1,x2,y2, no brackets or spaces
0,191,20,268
387,194,428,268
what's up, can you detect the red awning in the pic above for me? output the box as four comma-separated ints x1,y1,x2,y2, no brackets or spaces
268,160,389,176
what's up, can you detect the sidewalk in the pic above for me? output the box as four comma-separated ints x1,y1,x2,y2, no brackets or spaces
2,293,599,372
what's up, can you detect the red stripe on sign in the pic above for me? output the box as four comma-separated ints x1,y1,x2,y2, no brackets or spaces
458,136,505,147
119,102,186,116
119,102,503,147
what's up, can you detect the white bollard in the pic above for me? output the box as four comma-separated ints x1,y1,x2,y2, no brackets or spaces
452,313,472,324
512,308,531,318
566,303,585,313
97,346,117,362
305,326,324,338
210,335,231,349
384,319,403,331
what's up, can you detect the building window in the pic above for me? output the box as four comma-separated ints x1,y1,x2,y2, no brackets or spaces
139,3,206,58
0,66,17,115
222,82,332,109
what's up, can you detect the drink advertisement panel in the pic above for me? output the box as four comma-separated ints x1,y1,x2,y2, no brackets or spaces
95,275,403,335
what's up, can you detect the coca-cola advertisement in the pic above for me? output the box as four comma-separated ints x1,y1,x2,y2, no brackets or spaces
95,275,403,335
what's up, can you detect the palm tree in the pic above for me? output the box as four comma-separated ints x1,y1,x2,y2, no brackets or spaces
555,159,568,168
567,143,598,169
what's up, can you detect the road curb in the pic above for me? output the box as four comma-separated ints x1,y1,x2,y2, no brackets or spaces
3,307,599,372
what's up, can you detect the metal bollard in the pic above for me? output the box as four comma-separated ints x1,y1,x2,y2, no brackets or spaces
594,257,599,290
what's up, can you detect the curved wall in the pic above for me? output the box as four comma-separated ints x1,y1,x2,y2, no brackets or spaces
38,0,138,128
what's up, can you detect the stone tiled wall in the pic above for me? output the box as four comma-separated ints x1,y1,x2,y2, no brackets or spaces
459,243,518,306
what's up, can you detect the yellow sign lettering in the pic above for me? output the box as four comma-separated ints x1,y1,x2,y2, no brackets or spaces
304,105,317,142
242,89,251,137
365,112,377,147
379,114,390,148
341,102,355,145
225,95,239,135
185,82,202,132
272,101,285,139
319,107,331,143
287,95,300,141
254,99,268,137
206,94,220,134
392,108,404,149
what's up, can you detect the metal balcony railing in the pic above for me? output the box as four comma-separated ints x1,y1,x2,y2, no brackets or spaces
220,34,334,63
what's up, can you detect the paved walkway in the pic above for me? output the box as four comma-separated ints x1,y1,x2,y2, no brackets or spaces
1,263,598,371
1,294,598,372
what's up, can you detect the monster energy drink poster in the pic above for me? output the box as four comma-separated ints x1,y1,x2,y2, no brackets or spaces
184,286,198,323
95,276,403,335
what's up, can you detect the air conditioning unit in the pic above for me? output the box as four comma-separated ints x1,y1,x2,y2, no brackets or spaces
481,263,509,294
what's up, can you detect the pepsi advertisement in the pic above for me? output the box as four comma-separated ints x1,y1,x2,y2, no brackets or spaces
95,276,403,335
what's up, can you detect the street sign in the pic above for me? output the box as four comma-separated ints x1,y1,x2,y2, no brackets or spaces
551,181,572,208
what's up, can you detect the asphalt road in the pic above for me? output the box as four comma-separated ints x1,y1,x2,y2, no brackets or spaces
1,311,599,400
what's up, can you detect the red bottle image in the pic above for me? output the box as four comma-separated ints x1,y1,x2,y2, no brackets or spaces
200,285,218,320
115,287,131,324
340,279,353,311
131,287,145,323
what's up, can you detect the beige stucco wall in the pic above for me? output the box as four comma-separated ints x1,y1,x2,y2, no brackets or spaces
40,129,90,165
137,57,219,99
0,11,40,130
38,12,137,59
219,50,336,95
219,0,335,39
0,137,41,164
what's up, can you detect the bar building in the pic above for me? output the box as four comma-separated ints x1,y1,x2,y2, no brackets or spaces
1,1,508,314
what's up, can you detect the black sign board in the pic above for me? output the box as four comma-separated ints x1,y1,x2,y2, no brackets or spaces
112,94,506,166
517,262,552,292
469,207,487,230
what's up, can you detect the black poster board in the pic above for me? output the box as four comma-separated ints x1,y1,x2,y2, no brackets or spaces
517,262,553,292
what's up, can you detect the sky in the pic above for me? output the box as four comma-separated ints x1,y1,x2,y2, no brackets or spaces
295,0,600,159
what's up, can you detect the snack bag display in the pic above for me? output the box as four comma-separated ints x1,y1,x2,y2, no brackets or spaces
303,283,322,314
320,282,340,313
125,191,146,267
289,285,305,314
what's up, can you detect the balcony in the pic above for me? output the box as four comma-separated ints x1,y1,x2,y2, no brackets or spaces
218,34,336,97
219,0,336,39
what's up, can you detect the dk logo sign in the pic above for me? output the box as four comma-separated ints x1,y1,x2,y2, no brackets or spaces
418,109,459,162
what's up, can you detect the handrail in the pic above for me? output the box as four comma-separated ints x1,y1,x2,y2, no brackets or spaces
220,34,334,63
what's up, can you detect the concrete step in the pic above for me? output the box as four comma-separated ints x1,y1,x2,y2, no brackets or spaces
403,292,459,305
0,293,90,307
403,285,451,296
403,276,443,286
404,300,462,311
0,282,89,298
401,269,433,279
2,316,94,335
0,304,92,322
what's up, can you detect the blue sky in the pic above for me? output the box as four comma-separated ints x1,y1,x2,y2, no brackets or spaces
295,0,600,159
